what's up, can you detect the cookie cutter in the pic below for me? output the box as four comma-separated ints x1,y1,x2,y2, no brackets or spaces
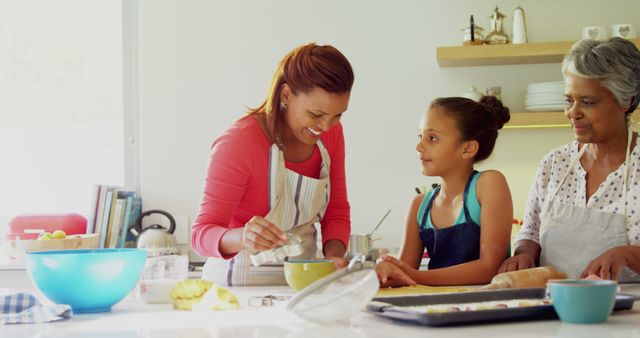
247,294,290,307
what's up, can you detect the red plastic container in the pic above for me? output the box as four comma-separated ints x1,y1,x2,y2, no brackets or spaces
5,213,87,240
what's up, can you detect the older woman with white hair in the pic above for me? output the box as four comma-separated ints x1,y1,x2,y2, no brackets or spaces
499,37,640,281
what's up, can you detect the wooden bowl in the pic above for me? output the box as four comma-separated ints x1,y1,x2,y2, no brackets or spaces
2,234,100,260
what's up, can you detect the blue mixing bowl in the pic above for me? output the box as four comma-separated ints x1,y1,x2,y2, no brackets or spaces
26,248,147,313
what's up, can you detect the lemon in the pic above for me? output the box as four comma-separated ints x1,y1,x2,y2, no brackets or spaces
52,230,67,239
38,232,53,241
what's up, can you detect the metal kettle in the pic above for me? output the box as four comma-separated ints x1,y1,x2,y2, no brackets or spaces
130,209,179,256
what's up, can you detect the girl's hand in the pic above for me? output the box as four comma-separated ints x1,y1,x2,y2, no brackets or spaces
580,246,629,280
498,254,536,273
241,216,287,251
381,255,416,273
376,257,417,288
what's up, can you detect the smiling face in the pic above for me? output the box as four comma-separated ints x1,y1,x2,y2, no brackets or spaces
280,85,350,147
416,107,468,176
563,73,628,144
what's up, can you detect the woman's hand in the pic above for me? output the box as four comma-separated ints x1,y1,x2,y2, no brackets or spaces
580,246,630,280
376,256,417,288
241,216,287,251
498,254,536,273
323,239,348,269
326,256,349,269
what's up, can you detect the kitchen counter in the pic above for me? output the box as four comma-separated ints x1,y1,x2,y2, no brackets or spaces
2,284,640,338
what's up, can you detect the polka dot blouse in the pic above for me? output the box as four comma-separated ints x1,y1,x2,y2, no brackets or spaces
515,140,640,246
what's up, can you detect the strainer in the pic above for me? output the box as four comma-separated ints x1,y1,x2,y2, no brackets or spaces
286,254,379,323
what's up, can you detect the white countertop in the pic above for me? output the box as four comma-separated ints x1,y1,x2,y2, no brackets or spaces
2,284,640,338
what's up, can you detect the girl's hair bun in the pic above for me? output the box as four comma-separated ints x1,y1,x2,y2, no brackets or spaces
479,95,510,129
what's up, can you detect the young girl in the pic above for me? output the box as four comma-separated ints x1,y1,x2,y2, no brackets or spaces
377,96,513,287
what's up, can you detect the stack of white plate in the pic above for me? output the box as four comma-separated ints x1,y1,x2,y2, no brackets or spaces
525,81,565,112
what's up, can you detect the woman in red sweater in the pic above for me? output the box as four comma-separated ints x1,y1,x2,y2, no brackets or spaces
192,43,353,286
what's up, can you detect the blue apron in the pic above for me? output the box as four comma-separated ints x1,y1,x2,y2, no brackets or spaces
419,171,481,270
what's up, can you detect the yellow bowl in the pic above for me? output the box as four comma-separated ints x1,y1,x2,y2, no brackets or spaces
284,259,336,291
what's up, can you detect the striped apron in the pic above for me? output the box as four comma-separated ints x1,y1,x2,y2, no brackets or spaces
202,141,331,286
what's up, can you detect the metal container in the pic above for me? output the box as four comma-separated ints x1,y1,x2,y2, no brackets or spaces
347,209,390,261
346,234,376,260
130,209,179,257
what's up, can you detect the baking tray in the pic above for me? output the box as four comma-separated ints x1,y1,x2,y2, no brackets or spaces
367,288,638,327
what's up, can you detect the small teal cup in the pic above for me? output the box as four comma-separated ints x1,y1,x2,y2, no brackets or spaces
548,279,618,324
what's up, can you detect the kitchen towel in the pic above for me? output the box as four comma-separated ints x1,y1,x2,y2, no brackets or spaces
1,292,72,324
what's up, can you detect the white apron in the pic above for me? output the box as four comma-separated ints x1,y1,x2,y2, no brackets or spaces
540,129,639,282
203,141,331,286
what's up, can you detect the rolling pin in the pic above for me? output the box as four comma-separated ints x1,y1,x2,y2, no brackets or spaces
481,266,567,290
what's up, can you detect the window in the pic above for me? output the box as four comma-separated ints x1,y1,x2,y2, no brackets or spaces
0,1,125,227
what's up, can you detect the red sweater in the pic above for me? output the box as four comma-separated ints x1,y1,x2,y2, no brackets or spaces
191,115,351,259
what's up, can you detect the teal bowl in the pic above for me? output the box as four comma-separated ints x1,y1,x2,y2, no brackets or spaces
548,279,618,324
26,249,147,313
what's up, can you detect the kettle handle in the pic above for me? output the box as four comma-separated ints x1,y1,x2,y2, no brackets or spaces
131,209,177,235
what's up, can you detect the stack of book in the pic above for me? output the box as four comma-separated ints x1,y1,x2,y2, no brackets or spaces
87,185,142,248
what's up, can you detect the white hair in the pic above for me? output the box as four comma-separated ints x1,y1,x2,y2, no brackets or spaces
562,37,640,115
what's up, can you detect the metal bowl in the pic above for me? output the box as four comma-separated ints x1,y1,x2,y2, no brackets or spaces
346,234,378,260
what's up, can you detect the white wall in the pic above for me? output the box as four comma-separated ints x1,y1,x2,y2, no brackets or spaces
0,0,123,219
137,0,640,252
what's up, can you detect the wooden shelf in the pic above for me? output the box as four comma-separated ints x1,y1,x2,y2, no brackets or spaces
437,39,640,67
506,110,640,129
438,39,640,128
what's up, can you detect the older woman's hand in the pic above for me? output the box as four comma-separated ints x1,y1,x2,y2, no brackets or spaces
498,254,536,273
580,246,631,280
